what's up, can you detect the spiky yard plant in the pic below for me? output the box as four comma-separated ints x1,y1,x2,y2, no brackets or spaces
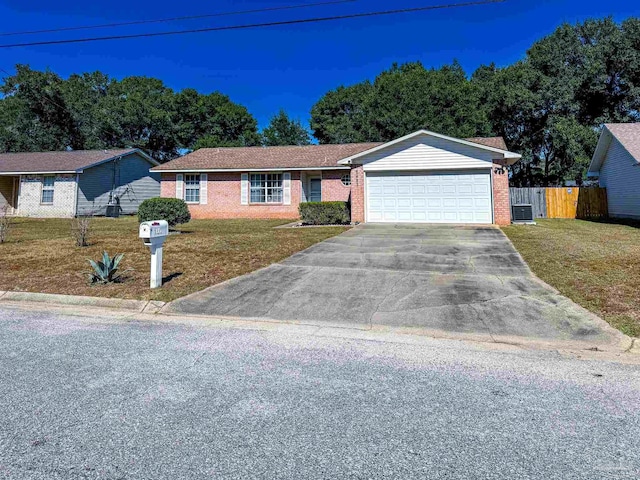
88,251,130,284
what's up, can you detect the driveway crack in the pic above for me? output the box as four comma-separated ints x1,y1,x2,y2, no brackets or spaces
366,274,405,330
468,302,497,342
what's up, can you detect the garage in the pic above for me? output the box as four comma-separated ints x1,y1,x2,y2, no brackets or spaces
337,129,521,225
366,170,492,223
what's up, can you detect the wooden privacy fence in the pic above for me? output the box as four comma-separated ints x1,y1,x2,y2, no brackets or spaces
509,187,608,219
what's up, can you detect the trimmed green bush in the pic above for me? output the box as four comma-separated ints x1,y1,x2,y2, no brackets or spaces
299,201,350,225
138,197,191,227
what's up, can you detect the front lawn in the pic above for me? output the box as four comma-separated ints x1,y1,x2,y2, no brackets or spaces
0,217,348,302
502,219,640,337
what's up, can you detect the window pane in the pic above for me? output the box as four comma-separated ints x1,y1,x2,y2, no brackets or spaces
43,176,55,188
185,188,200,203
250,188,265,203
41,190,54,203
185,174,199,186
249,173,282,203
268,189,282,203
250,174,263,187
184,174,200,202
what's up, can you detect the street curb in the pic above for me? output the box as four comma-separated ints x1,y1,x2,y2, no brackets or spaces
0,290,165,313
627,338,640,355
2,293,637,360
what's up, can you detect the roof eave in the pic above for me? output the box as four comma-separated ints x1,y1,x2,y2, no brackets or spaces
588,127,613,174
79,149,158,172
150,166,351,173
338,130,521,165
0,170,78,175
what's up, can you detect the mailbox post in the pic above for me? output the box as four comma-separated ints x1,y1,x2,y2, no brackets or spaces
139,220,169,288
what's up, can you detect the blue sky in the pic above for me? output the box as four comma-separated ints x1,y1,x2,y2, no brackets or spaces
0,0,638,131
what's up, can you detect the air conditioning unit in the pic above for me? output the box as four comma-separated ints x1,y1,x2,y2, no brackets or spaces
512,204,535,224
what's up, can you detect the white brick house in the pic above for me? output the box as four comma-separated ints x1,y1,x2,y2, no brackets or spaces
0,149,161,218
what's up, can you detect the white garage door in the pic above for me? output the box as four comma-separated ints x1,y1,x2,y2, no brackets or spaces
366,171,492,224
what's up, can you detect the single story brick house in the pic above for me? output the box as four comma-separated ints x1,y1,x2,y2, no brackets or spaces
152,130,521,225
587,123,640,220
0,149,160,218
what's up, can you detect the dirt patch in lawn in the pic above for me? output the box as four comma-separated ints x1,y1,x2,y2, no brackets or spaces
0,217,349,303
502,219,640,337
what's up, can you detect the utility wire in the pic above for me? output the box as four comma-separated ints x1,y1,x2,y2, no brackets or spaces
0,0,505,49
0,0,358,37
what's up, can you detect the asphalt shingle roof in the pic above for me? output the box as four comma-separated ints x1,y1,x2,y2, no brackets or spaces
152,136,510,171
151,143,382,171
465,137,508,150
605,123,640,162
0,149,138,174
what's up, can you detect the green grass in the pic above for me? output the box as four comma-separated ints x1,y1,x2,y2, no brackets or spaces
0,217,348,302
502,219,640,337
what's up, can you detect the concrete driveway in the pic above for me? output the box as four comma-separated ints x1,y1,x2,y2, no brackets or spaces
165,224,619,344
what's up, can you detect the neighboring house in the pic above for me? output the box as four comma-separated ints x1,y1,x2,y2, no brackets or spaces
152,130,521,225
588,123,640,220
0,149,160,218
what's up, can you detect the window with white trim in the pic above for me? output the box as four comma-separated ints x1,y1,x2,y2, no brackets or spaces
41,176,55,204
250,173,283,203
184,174,200,203
341,173,351,186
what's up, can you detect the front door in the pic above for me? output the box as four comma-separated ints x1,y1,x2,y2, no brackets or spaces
309,177,322,202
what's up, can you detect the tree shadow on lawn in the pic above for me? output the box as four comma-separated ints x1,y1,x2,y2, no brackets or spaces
581,217,640,229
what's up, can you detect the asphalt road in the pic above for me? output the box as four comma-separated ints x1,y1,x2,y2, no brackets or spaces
1,305,639,479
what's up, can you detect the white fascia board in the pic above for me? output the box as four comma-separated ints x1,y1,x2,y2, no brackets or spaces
0,170,78,175
587,127,612,174
337,129,522,165
151,166,350,173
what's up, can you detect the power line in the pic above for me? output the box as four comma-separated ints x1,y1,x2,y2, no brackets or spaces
0,0,358,37
0,0,505,49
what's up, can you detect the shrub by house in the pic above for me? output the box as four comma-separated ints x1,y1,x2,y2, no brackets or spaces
299,201,350,225
138,198,191,227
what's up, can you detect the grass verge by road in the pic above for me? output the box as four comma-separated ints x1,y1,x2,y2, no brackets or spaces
0,217,348,302
502,219,640,337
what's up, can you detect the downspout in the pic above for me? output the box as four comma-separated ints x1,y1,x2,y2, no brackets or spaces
109,155,123,210
74,173,80,217
15,175,21,214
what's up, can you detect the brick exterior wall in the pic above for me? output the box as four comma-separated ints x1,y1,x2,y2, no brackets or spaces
161,164,511,225
349,165,365,223
320,170,351,202
161,170,351,220
16,174,77,218
491,160,511,225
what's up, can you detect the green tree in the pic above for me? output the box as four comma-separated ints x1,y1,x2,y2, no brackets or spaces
175,89,261,149
0,65,76,152
368,61,491,141
262,110,311,146
310,61,491,144
310,82,374,143
473,17,639,185
0,66,262,161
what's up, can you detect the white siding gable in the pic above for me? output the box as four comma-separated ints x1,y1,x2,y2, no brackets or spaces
361,135,496,172
599,137,640,219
